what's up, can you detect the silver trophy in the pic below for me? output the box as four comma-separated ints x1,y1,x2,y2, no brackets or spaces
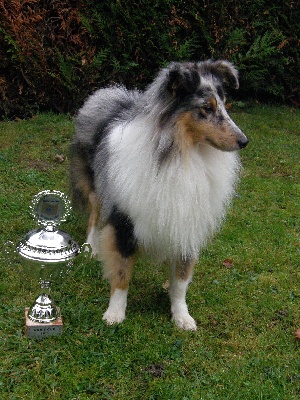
8,190,90,337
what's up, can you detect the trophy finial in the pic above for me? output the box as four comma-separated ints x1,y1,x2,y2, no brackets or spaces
30,190,71,230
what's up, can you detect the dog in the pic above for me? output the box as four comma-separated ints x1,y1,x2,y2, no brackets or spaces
70,60,248,331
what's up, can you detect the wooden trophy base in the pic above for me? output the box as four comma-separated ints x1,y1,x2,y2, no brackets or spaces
25,308,63,338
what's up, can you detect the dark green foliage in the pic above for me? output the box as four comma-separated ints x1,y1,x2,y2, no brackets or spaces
210,0,300,105
0,0,94,118
79,0,210,87
0,0,299,118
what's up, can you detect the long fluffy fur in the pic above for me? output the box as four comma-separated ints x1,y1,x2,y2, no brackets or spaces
105,124,240,261
70,60,248,330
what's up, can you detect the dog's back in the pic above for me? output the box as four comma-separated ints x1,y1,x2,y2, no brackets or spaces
70,86,139,207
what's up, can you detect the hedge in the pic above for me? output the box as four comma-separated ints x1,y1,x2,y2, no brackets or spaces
0,0,299,118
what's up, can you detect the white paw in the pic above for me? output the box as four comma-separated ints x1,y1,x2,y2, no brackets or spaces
172,313,197,331
102,308,125,325
102,288,128,325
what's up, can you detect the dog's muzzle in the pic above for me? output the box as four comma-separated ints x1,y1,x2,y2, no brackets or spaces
238,136,249,149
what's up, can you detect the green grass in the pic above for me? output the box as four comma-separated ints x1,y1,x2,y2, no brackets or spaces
0,106,299,399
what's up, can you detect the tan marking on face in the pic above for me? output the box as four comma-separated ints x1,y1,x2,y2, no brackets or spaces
176,111,242,152
99,225,135,293
208,97,217,111
174,112,195,155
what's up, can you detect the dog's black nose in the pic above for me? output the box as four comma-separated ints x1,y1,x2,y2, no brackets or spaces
238,138,249,149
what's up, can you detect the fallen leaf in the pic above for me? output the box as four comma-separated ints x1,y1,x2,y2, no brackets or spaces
295,329,300,339
223,258,233,268
55,154,65,163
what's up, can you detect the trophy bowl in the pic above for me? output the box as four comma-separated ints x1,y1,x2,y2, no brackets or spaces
7,190,90,336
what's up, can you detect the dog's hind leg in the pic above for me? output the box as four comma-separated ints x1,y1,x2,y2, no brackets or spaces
70,149,102,255
86,191,101,256
99,212,137,325
169,258,197,331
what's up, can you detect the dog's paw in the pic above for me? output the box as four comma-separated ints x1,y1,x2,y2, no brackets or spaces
172,313,197,331
102,308,125,325
102,288,128,325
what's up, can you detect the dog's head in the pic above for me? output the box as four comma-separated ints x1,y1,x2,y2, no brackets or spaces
156,60,248,152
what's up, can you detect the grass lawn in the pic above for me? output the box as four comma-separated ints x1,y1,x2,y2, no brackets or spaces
0,105,299,399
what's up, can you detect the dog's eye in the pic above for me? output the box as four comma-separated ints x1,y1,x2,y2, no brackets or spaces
198,104,214,118
204,103,215,113
198,108,207,118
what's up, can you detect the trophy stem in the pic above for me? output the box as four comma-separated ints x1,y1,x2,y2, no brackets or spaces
28,279,60,323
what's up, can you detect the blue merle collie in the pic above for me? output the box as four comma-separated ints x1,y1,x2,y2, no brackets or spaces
70,60,248,331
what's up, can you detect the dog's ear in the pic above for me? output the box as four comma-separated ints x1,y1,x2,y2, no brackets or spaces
167,63,200,96
210,60,239,89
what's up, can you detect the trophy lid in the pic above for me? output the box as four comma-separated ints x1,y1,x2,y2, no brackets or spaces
16,190,80,263
17,228,80,263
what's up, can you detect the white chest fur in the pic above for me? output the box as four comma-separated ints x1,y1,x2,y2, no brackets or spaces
106,120,240,261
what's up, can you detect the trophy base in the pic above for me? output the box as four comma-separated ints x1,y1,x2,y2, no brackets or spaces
25,308,63,338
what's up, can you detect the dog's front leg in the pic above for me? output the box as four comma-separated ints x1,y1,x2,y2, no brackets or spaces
169,258,197,331
103,284,131,325
100,224,135,325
